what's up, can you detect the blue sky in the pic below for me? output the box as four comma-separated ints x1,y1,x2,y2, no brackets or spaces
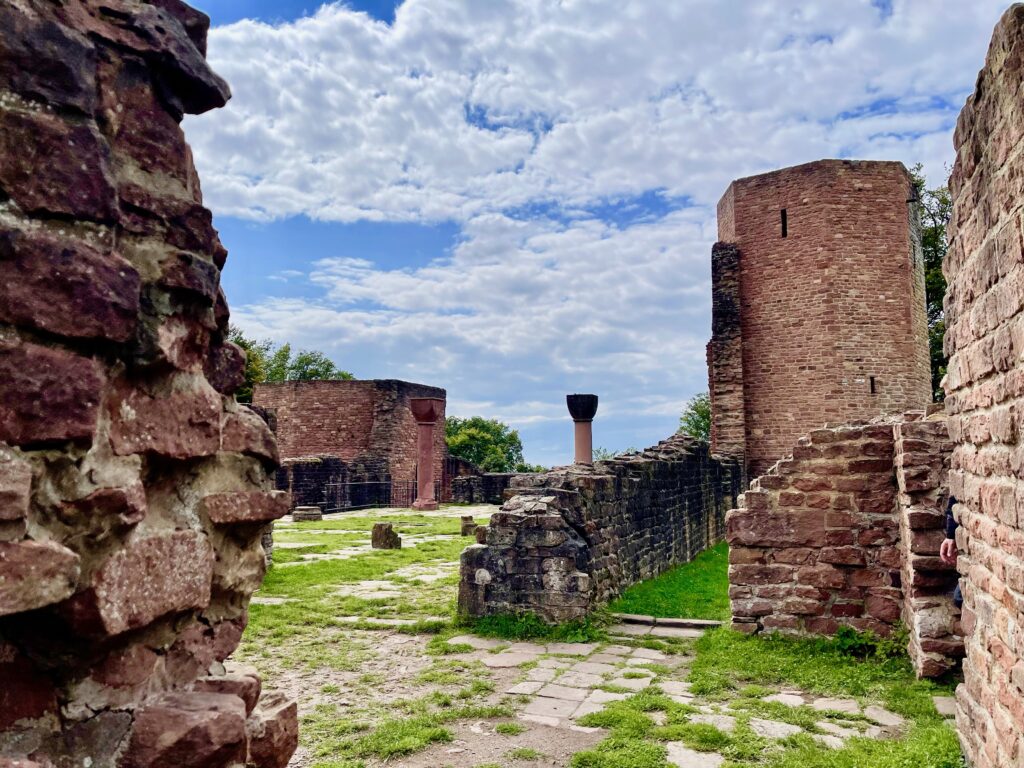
185,1,1008,467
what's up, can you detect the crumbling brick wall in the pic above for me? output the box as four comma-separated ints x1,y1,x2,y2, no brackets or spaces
254,379,447,489
942,5,1024,764
727,420,903,636
894,418,961,678
709,160,932,478
459,435,742,622
451,473,518,505
0,2,296,766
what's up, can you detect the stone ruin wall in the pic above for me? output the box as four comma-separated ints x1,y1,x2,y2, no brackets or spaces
942,5,1024,764
459,435,742,622
451,472,519,505
709,160,932,478
0,2,296,766
727,412,962,678
253,379,447,484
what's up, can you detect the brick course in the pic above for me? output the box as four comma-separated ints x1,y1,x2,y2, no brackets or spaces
942,6,1024,765
709,160,932,478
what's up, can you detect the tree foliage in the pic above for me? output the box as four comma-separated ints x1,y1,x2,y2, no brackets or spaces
679,391,711,442
228,326,353,403
910,164,952,401
445,416,539,473
593,446,637,461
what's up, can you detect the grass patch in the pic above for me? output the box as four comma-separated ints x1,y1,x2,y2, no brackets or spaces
466,611,610,642
508,747,543,760
569,737,669,768
608,541,729,620
764,723,963,767
688,627,955,719
495,722,527,735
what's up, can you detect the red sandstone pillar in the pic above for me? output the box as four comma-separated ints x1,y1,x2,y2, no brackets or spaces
566,394,598,464
410,398,444,510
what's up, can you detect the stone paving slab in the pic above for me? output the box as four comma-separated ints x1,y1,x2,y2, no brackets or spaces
660,681,692,696
933,696,957,717
524,696,581,718
667,742,725,767
571,701,607,719
482,652,537,668
631,648,668,661
586,689,629,704
609,676,652,691
750,717,803,738
506,681,544,695
818,721,859,739
651,626,705,639
588,653,625,664
538,658,569,669
601,645,633,656
864,705,905,727
813,733,845,749
537,684,589,702
547,642,598,656
811,697,860,714
559,671,605,689
507,642,547,654
571,661,617,675
764,692,804,707
526,667,558,682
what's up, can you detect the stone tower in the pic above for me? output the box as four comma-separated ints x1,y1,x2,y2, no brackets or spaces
707,159,931,478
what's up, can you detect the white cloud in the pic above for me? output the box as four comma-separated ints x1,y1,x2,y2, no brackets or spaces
185,0,1008,464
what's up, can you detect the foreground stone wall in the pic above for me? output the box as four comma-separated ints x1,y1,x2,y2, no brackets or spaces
459,435,742,622
0,2,296,765
943,6,1024,764
728,421,902,636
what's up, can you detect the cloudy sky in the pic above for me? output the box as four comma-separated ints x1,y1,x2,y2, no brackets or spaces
185,0,1007,467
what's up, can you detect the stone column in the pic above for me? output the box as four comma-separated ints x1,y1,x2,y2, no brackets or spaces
410,398,444,510
566,394,598,464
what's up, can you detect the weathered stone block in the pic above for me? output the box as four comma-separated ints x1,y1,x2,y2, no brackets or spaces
0,110,116,220
201,491,290,525
108,375,221,459
371,523,401,549
246,693,299,768
0,342,105,447
0,644,59,729
0,448,32,522
120,692,246,768
64,532,213,637
0,540,80,616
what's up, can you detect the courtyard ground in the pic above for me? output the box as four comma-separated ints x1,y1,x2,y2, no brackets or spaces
239,505,964,768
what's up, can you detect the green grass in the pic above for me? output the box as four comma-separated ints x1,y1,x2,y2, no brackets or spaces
507,747,543,760
465,611,610,642
608,541,730,620
496,722,527,735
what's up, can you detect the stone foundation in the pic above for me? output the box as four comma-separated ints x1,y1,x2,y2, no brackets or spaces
0,2,296,765
459,434,742,623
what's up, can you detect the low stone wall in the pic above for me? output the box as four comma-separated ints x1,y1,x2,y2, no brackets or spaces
459,435,743,622
727,421,902,637
894,418,961,677
452,473,518,505
727,411,964,677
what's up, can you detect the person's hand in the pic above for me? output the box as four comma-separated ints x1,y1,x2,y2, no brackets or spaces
940,537,958,565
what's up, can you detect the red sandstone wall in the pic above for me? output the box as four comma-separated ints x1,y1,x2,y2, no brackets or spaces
0,2,296,765
943,6,1024,765
727,421,902,636
714,160,932,477
253,379,446,485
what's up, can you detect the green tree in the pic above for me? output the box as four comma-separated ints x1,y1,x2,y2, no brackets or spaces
679,391,711,442
910,164,952,401
228,327,352,403
445,416,527,473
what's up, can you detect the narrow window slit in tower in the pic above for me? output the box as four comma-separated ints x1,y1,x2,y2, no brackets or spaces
781,208,788,238
869,376,877,394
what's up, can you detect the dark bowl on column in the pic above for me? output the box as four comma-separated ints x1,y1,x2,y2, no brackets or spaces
566,394,598,422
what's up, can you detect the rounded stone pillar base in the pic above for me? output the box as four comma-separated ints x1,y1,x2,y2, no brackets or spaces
412,499,439,511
